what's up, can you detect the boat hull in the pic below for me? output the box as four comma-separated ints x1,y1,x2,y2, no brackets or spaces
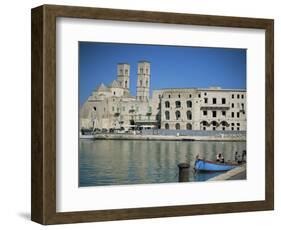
194,159,237,172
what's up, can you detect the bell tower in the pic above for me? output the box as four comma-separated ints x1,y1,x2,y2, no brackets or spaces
136,61,150,101
117,63,130,94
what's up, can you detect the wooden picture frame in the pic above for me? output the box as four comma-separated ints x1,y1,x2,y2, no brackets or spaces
31,4,274,225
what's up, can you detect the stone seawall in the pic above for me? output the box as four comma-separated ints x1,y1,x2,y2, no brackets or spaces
93,133,246,141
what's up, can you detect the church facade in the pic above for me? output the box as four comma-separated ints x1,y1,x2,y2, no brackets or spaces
80,61,246,131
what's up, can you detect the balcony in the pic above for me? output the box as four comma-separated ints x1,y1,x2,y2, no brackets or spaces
200,105,230,110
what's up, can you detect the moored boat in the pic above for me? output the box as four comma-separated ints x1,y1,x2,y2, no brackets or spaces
194,158,237,172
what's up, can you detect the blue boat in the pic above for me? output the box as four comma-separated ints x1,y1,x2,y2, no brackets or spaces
194,159,237,172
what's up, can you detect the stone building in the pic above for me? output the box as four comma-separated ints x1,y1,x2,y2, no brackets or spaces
80,61,246,131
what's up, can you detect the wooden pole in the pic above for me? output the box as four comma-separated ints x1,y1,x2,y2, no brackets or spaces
178,163,190,182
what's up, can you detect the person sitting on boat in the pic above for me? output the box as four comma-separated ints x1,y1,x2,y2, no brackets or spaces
216,153,221,162
216,153,225,163
220,154,225,163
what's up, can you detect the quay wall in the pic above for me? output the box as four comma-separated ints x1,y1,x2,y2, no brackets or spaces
93,132,246,141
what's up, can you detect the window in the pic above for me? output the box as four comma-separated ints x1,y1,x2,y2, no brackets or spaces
187,111,192,120
202,121,208,126
113,91,116,95
168,94,171,98
232,103,234,108
241,103,244,109
213,127,216,130
222,111,226,116
204,98,208,103
203,110,207,116
93,106,97,111
222,127,225,130
221,121,228,127
241,94,244,99
231,127,234,130
232,94,234,99
237,123,240,126
198,94,201,98
125,69,128,74
175,101,181,108
213,98,217,104
112,107,115,112
237,112,240,118
146,68,148,74
203,127,206,130
148,106,152,112
237,127,240,131
231,112,234,118
165,101,170,108
212,111,217,118
139,115,141,120
178,94,181,98
175,123,180,130
237,94,240,99
222,98,226,104
120,69,123,74
186,101,192,108
204,92,207,96
165,111,170,120
146,80,148,87
189,94,192,98
125,81,128,88
231,123,234,126
165,123,169,129
140,80,142,86
140,68,143,74
186,123,192,130
176,111,181,120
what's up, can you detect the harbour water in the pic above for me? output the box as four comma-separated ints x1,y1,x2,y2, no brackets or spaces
79,139,246,187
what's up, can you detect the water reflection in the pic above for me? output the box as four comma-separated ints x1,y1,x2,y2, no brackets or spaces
79,140,246,187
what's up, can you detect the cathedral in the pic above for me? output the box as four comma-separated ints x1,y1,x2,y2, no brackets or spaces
80,61,246,131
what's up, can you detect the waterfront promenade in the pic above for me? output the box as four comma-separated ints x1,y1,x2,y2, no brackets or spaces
93,133,246,141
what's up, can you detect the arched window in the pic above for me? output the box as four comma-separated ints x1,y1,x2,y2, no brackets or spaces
165,101,170,108
211,121,218,127
187,101,192,108
175,101,181,108
221,121,228,126
186,123,192,130
165,111,170,120
202,121,208,126
175,123,180,130
165,123,169,130
175,111,181,120
187,111,192,120
125,81,127,88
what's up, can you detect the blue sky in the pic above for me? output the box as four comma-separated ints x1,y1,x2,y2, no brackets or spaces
79,42,246,105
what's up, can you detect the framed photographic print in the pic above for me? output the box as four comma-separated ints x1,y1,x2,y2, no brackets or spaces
31,4,274,224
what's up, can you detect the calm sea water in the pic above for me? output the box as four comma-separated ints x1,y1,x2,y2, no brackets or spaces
79,140,246,187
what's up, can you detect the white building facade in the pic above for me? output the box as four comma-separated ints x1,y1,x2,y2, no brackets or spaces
80,61,246,131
